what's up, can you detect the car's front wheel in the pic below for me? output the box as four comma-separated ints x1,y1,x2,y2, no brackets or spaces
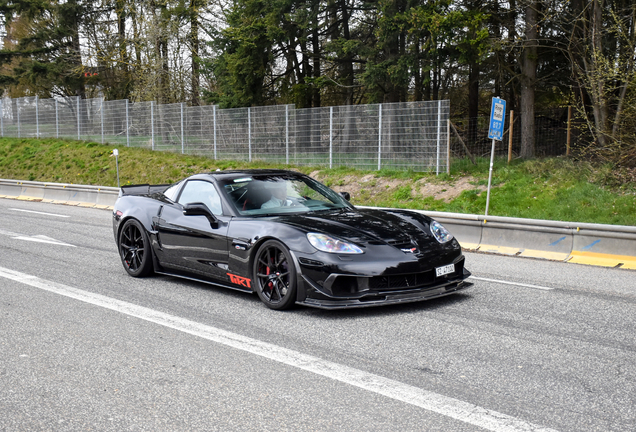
253,240,297,310
118,219,153,277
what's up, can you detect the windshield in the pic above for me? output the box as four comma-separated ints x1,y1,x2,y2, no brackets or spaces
221,174,352,216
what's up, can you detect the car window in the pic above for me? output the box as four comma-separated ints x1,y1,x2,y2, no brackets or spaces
162,181,182,202
220,175,351,216
177,180,223,215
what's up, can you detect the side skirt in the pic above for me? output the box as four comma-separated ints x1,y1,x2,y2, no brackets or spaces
154,270,254,294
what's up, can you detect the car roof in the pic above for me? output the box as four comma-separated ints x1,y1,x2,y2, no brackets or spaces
189,169,304,183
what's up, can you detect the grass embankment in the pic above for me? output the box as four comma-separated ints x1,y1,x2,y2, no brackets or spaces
1,137,635,226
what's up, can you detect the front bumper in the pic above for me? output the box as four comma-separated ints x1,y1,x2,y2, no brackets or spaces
297,268,473,309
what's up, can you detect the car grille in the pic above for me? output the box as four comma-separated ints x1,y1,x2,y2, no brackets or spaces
367,259,464,291
387,235,411,247
387,238,419,253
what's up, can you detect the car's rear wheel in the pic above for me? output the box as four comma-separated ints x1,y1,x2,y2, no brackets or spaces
253,240,297,310
118,219,153,277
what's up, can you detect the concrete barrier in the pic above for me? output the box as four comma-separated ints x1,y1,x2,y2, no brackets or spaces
0,181,22,198
568,225,636,269
479,221,574,261
0,179,119,208
1,180,634,269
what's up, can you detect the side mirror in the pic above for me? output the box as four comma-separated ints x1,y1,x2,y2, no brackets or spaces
183,202,219,228
339,191,351,201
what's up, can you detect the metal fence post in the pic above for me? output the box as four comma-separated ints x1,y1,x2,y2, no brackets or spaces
329,106,333,169
447,118,451,174
55,99,59,138
151,101,155,151
77,96,81,140
285,105,289,165
248,107,252,162
0,99,4,137
566,106,572,156
436,99,442,175
101,97,105,144
17,99,20,138
125,99,130,147
35,95,39,138
180,102,185,154
213,105,217,160
378,104,382,171
508,110,515,164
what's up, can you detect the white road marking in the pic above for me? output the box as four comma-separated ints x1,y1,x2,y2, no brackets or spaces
10,208,70,218
0,229,75,247
0,228,20,237
0,266,558,432
11,235,75,247
470,276,554,291
0,229,76,247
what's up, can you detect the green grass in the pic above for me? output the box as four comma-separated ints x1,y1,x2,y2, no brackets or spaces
1,137,635,226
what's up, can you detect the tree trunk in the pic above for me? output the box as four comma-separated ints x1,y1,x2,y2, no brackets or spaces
507,0,517,112
520,1,538,159
588,0,609,146
70,0,86,100
413,39,422,101
190,0,201,106
311,0,321,108
116,0,131,99
468,62,479,145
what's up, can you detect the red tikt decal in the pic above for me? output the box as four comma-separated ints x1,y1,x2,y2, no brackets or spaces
227,273,252,288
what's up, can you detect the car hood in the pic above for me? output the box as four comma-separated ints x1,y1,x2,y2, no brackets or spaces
275,208,437,249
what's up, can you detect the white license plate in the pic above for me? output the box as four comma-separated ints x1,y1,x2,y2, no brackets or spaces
435,264,455,277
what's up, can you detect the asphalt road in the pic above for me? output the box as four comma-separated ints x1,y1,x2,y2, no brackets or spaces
0,199,635,432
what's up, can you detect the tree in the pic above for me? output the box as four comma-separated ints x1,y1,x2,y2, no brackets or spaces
567,0,636,165
519,0,539,158
455,0,490,144
0,0,93,98
206,0,275,107
189,0,203,105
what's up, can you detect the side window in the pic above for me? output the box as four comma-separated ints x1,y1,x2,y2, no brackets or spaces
162,181,182,202
177,180,223,215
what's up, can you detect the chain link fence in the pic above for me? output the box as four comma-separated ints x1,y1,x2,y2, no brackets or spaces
0,96,452,173
449,107,577,171
1,96,576,173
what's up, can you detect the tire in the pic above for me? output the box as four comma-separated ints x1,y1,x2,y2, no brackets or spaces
253,240,297,310
118,219,154,277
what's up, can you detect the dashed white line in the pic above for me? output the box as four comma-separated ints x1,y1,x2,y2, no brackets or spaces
11,235,75,247
0,266,559,432
470,276,554,291
10,208,70,218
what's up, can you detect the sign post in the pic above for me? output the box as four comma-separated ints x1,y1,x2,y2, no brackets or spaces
485,97,506,216
113,149,120,188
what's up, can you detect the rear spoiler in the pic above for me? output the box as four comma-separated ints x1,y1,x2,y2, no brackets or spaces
120,184,171,197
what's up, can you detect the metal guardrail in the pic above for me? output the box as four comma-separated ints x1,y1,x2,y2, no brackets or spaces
1,179,634,269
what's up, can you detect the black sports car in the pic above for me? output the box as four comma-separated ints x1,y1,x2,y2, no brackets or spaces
112,170,472,310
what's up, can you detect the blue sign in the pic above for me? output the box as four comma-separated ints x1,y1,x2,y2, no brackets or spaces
488,97,506,141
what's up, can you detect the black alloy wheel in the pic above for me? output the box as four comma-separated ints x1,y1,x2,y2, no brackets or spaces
253,240,297,310
118,219,153,277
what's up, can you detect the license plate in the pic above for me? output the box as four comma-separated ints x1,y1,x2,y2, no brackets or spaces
435,264,455,277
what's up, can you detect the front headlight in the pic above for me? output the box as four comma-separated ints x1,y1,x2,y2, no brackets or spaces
430,220,454,243
307,233,364,254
